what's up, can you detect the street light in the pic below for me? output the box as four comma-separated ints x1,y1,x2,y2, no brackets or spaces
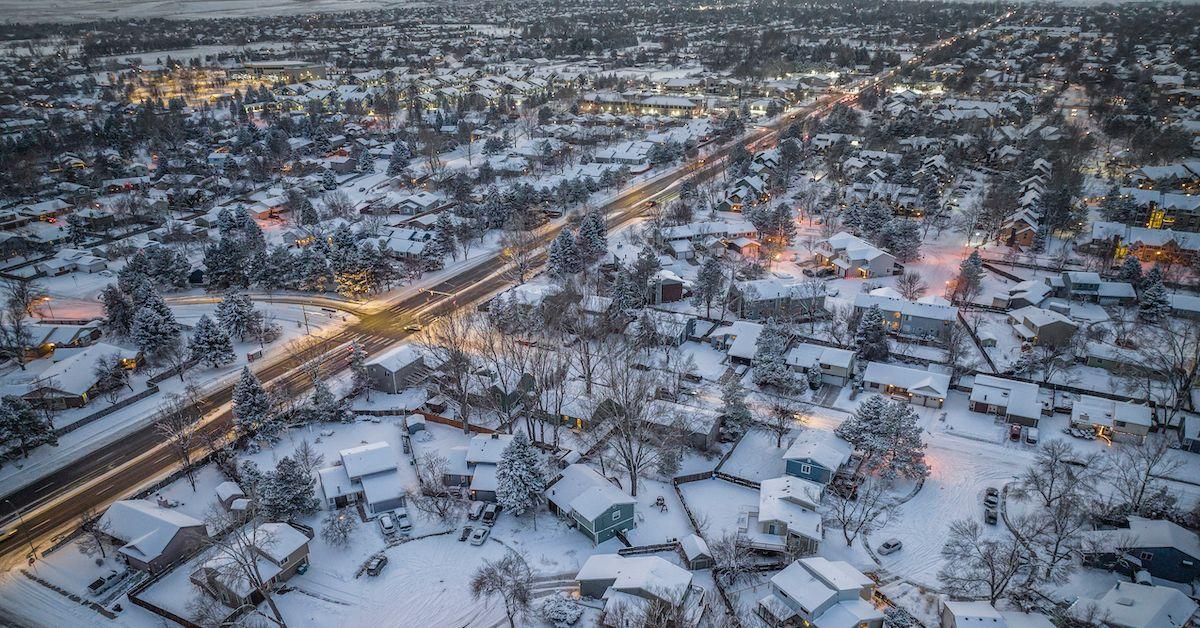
4,499,37,566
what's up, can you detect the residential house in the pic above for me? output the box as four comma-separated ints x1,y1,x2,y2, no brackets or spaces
1007,305,1078,346
363,345,426,394
20,343,141,409
861,362,951,408
1081,517,1200,583
968,375,1045,426
576,554,705,626
545,463,636,544
1068,581,1197,628
783,431,853,484
941,601,1054,628
729,278,827,321
710,320,764,366
1047,271,1136,305
783,343,855,386
190,522,312,609
444,433,514,502
740,476,824,556
645,399,722,449
317,442,407,516
852,288,958,341
991,280,1052,309
815,232,899,279
756,557,884,628
99,500,209,573
1071,395,1153,442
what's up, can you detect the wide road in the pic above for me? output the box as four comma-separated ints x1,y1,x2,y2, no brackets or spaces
0,14,1005,573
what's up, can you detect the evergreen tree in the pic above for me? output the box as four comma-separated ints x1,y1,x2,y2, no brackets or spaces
854,305,890,362
610,264,640,312
548,230,582,277
691,257,725,318
0,396,56,459
204,237,250,289
955,250,985,300
1117,256,1143,287
260,455,317,521
349,342,369,396
575,212,607,263
321,168,338,191
1137,268,1171,322
310,380,351,423
880,219,921,262
752,318,804,392
216,293,260,342
432,213,458,261
188,315,235,368
100,284,135,336
720,379,752,433
255,246,296,292
495,432,547,517
232,367,272,436
129,305,181,361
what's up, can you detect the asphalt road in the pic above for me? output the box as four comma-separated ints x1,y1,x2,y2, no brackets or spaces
0,47,937,570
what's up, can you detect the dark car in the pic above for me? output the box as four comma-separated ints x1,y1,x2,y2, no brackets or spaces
815,267,835,278
802,268,816,277
1009,424,1022,441
365,555,388,576
984,507,998,525
984,487,1000,509
458,526,473,542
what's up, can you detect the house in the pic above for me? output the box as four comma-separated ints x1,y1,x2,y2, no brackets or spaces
444,433,515,502
815,232,899,279
629,310,694,346
363,345,426,394
576,554,705,626
740,476,824,555
784,343,855,386
190,522,312,609
317,442,407,516
1071,395,1154,442
1047,271,1136,305
1007,305,1078,346
941,601,1054,628
98,500,209,573
545,463,636,544
646,399,722,449
1180,412,1200,454
21,343,141,408
968,375,1044,426
1067,581,1197,628
756,557,883,628
710,320,764,365
214,482,246,510
650,270,687,304
679,534,713,570
852,288,957,341
1081,517,1200,583
1167,293,1200,320
861,362,951,408
729,278,827,320
991,279,1052,309
783,431,853,484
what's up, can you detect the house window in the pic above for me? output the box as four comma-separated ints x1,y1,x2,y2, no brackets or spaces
612,511,621,521
800,464,812,475
1139,552,1154,562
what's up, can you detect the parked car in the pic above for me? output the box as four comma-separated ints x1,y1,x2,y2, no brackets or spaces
1009,424,1022,441
802,268,816,277
1025,427,1039,444
468,501,485,520
877,539,903,555
365,555,388,576
816,267,835,278
984,507,998,525
87,570,124,596
458,526,473,542
469,527,490,546
395,509,413,531
983,487,1000,509
378,514,396,536
482,504,500,526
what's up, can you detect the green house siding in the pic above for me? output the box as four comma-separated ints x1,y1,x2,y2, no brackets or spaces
785,459,833,484
573,504,636,543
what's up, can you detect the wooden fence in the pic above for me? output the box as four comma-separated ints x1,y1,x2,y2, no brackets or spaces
53,384,161,437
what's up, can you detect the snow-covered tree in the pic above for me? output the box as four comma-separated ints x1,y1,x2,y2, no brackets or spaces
548,230,582,278
853,305,890,362
321,508,357,548
0,396,56,459
260,455,317,521
610,264,640,311
752,318,804,392
837,397,927,480
720,379,752,434
575,212,607,263
188,315,235,368
1137,266,1171,322
691,257,725,318
100,284,135,336
955,250,985,302
495,432,547,517
879,219,921,262
129,305,182,362
216,293,260,342
349,342,369,397
1117,256,1143,287
321,168,337,191
232,367,272,437
309,380,351,423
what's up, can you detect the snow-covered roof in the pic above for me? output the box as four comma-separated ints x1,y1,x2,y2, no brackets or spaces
467,433,513,465
576,554,693,605
970,375,1041,420
782,430,852,471
214,481,244,503
546,463,634,521
253,522,309,565
470,463,499,493
339,442,397,478
758,476,823,542
944,601,1054,627
1069,582,1197,628
1071,395,1153,429
29,342,139,396
711,320,763,361
784,342,854,371
862,362,950,398
768,558,881,627
679,534,710,561
646,399,720,435
99,500,204,563
365,344,422,372
854,290,957,322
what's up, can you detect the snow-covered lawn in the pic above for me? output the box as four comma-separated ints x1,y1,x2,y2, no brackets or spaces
622,478,694,547
721,429,787,482
677,477,759,539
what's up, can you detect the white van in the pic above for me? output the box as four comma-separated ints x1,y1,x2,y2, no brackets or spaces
1025,427,1039,444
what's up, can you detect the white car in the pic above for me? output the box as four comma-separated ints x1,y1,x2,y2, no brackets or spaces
877,538,903,555
469,527,490,546
378,514,396,536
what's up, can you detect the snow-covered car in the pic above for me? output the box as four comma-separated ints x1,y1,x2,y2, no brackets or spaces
378,514,396,536
458,526,473,542
482,504,500,526
983,487,1000,509
468,501,485,520
395,509,413,531
469,527,490,546
877,539,903,555
365,555,388,576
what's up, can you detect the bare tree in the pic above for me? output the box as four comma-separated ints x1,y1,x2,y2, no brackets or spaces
1107,438,1183,514
200,505,287,626
1123,319,1199,425
0,280,34,369
938,517,1035,605
943,324,978,380
474,316,533,434
591,349,671,497
470,549,533,628
154,391,203,491
825,303,856,348
321,508,357,548
419,309,479,435
292,439,325,478
822,477,893,546
1026,497,1087,585
1011,441,1098,509
760,401,807,448
411,452,468,522
529,344,574,446
895,270,928,301
77,507,113,560
709,532,759,587
499,221,539,284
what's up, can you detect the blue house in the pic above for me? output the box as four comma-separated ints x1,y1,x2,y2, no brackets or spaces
783,431,853,484
1081,517,1200,583
545,464,636,544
